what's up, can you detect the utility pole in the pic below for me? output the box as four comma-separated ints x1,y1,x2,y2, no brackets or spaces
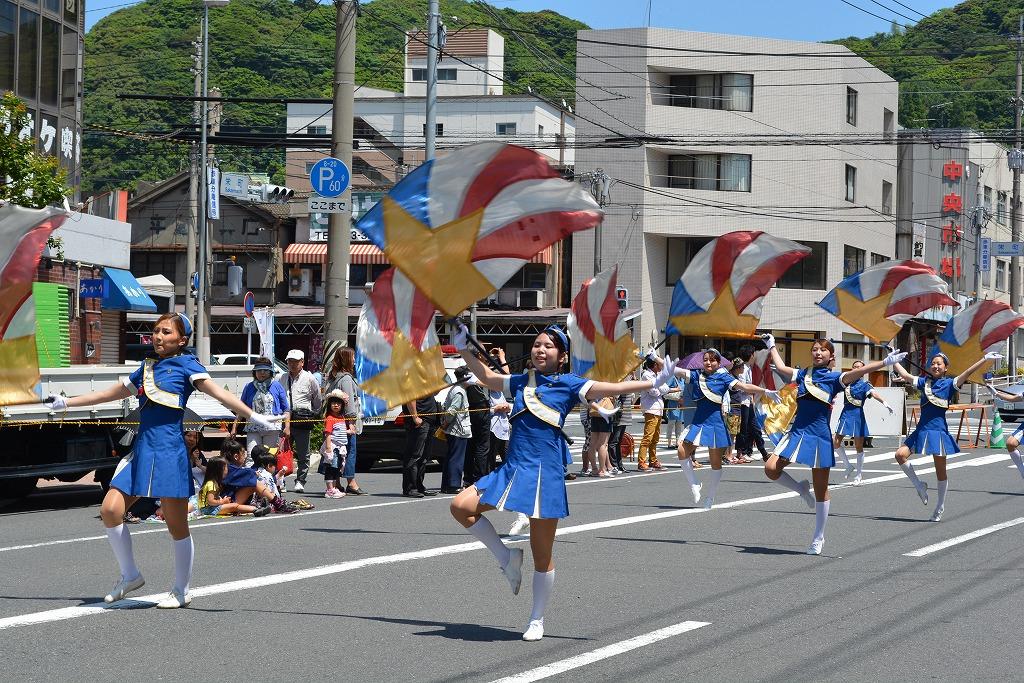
1010,15,1024,377
425,0,439,161
587,168,610,275
323,0,356,347
196,5,211,363
186,36,201,321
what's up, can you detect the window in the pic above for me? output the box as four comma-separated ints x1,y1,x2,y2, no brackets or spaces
130,252,178,280
304,161,315,174
846,87,857,125
62,0,75,24
997,259,1008,291
349,263,389,288
495,122,517,136
984,185,993,215
845,164,856,202
998,191,1008,225
883,107,894,140
778,241,827,290
537,124,544,138
43,0,58,14
871,252,888,266
18,8,38,100
881,180,893,215
0,1,13,91
983,264,991,288
666,153,751,192
503,264,548,289
421,122,443,137
39,17,59,106
843,245,865,277
665,236,714,285
306,125,326,136
667,72,753,112
411,67,456,81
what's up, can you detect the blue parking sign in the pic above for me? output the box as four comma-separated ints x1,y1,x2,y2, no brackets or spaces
310,157,351,199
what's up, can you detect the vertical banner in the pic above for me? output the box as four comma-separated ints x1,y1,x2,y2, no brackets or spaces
253,307,274,360
208,167,221,220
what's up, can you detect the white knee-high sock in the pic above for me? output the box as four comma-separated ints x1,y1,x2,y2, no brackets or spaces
468,517,511,568
900,461,923,487
935,479,948,510
813,500,830,542
836,445,850,469
529,569,555,622
105,524,141,580
706,468,723,501
679,458,698,486
172,536,194,595
1010,450,1024,478
774,470,804,494
855,451,865,476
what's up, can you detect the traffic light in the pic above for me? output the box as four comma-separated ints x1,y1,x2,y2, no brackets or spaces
615,286,628,310
259,184,295,203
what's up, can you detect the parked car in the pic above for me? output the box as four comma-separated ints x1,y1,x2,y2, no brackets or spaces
210,353,288,376
994,382,1024,421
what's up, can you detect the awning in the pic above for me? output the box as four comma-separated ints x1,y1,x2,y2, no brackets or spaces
530,246,553,265
284,243,389,266
102,268,158,313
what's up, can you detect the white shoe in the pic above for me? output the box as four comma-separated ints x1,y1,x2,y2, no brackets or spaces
929,506,943,522
156,589,192,609
278,480,287,493
852,472,862,486
799,480,815,509
915,481,929,506
293,481,305,493
807,538,824,555
104,574,145,603
691,483,702,505
844,463,855,480
522,619,544,641
508,514,529,536
502,548,524,596
702,496,714,510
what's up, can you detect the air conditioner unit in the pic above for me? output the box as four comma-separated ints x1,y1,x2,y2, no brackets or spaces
517,290,544,309
288,268,313,298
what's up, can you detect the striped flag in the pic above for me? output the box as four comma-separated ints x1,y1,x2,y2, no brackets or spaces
748,348,797,445
567,265,639,382
938,299,1024,383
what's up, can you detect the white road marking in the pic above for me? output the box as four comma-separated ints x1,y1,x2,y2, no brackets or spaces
903,517,1024,557
488,620,711,683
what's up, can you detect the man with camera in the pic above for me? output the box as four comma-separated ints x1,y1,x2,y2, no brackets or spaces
279,349,322,493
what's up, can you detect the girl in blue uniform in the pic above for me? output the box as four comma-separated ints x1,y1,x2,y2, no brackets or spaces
983,381,1024,480
890,351,999,522
761,336,905,555
44,313,277,609
674,349,781,510
831,360,894,485
450,323,678,642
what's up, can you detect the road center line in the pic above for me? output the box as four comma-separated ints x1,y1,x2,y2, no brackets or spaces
488,621,711,683
903,517,1024,557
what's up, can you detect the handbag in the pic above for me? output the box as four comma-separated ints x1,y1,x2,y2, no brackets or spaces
434,426,448,442
726,413,742,436
276,436,295,476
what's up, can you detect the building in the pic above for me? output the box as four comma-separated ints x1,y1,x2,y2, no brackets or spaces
1,0,83,194
573,28,899,369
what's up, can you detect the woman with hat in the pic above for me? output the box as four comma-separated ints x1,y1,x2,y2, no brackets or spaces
449,323,680,641
230,356,289,464
43,312,278,609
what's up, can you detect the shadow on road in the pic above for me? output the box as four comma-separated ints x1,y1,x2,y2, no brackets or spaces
0,485,103,516
597,535,807,555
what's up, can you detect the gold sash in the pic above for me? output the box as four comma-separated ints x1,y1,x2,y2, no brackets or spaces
802,370,831,404
142,359,184,410
698,373,723,405
844,384,863,407
521,370,563,428
923,379,948,409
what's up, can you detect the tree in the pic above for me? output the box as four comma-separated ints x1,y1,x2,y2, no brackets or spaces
0,92,68,209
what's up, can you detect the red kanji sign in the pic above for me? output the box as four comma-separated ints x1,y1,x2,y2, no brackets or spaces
940,257,963,278
942,192,962,214
943,160,964,182
942,222,963,244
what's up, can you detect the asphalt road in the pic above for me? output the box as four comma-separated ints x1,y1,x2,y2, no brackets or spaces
2,420,1023,682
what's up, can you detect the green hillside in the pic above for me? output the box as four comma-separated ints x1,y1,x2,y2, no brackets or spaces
81,0,587,195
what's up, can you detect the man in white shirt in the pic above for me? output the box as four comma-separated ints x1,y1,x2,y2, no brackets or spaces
638,356,669,471
278,349,323,492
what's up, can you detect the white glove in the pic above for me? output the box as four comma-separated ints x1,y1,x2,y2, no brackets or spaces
765,390,783,405
985,382,999,399
882,349,907,367
984,352,1003,361
451,322,470,351
44,394,67,411
595,404,620,420
882,401,894,414
761,333,776,350
652,355,679,389
249,413,281,431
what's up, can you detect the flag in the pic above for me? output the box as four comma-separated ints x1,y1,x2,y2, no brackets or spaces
665,231,810,339
818,260,957,342
356,142,603,317
937,299,1024,383
354,267,446,415
0,203,67,405
991,410,1006,449
567,265,639,382
747,348,797,445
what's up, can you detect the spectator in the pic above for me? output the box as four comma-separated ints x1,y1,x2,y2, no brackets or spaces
608,385,635,473
323,347,367,496
463,360,493,487
663,375,684,447
401,392,440,498
198,456,268,517
319,390,353,499
736,343,769,461
441,366,473,494
220,438,298,511
725,358,751,464
487,348,512,469
586,397,617,477
280,349,322,493
231,357,288,465
638,356,669,471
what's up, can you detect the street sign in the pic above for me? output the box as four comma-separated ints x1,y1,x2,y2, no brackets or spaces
79,278,104,298
309,157,350,198
221,172,250,200
243,316,256,332
994,241,1024,257
308,197,349,214
243,290,255,317
208,167,221,220
980,237,992,272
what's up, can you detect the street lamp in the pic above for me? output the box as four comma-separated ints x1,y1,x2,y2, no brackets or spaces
195,0,229,363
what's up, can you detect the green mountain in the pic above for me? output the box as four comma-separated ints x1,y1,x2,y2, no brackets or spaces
81,0,587,195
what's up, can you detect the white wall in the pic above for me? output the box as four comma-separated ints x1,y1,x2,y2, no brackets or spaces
53,213,131,269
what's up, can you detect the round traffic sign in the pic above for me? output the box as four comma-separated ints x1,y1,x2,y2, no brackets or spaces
309,157,351,199
243,291,255,317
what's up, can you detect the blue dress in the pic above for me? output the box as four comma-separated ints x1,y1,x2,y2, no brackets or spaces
776,367,845,468
836,380,872,438
681,369,736,448
664,377,683,422
475,371,593,519
903,376,959,456
110,354,210,499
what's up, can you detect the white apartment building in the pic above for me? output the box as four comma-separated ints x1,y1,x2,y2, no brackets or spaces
573,28,899,368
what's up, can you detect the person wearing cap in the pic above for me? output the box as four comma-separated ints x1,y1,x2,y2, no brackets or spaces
231,356,289,465
42,312,279,609
448,322,681,642
440,366,474,494
279,348,322,493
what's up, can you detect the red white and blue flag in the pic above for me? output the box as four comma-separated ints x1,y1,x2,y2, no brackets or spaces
567,266,639,382
937,299,1024,383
